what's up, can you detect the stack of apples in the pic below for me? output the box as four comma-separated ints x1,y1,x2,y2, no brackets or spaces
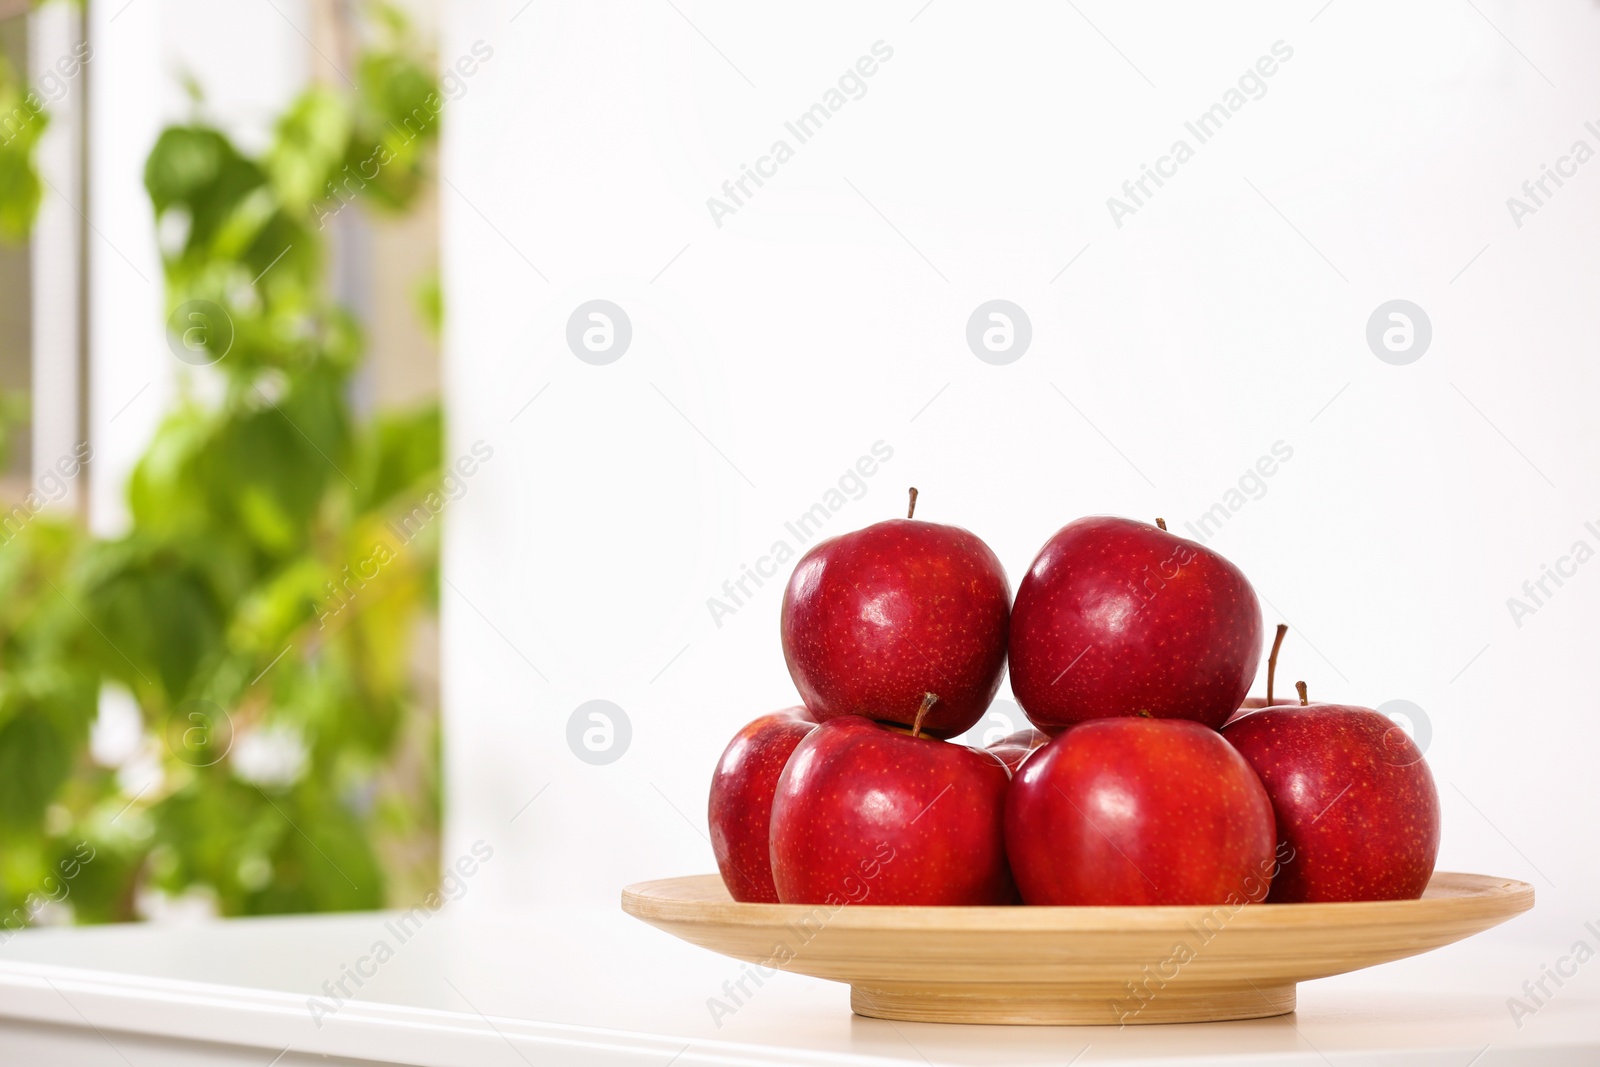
708,492,1441,909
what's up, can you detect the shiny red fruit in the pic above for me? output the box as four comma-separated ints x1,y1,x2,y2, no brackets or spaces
707,708,817,902
1009,516,1263,732
770,716,1015,906
1223,703,1440,902
780,505,1010,738
1005,718,1279,906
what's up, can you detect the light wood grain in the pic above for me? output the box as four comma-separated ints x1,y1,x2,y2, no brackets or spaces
621,872,1533,1025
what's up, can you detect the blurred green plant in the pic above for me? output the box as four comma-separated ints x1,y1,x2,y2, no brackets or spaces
0,3,446,923
0,54,47,242
0,0,84,241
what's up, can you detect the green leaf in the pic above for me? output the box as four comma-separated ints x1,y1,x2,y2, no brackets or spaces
0,712,70,826
261,791,384,912
47,837,139,925
267,86,353,213
356,402,441,513
144,125,267,259
79,545,225,702
197,403,335,556
0,59,49,242
348,49,439,212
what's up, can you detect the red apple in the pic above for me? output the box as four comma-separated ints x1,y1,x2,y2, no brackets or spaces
780,488,1010,738
1005,718,1278,906
1223,690,1440,902
1009,516,1263,733
985,727,1049,773
707,707,817,902
769,714,1015,906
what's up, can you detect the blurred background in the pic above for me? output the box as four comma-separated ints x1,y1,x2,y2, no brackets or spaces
0,0,445,923
0,0,1597,987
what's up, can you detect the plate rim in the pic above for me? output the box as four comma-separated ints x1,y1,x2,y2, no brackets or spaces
622,871,1534,932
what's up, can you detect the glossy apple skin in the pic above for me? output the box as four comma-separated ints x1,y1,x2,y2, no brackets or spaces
780,517,1010,738
1005,718,1278,906
985,727,1049,773
707,708,817,902
1223,703,1441,902
1009,517,1263,733
769,716,1016,906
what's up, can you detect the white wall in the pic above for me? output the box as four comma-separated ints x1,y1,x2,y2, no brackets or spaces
440,0,1600,951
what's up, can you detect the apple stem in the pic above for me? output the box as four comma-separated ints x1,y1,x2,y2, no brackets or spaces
1266,623,1288,704
907,487,919,520
1155,517,1167,531
1295,680,1309,706
911,692,938,738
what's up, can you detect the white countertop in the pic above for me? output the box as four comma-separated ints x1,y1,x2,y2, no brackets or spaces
0,901,1593,1066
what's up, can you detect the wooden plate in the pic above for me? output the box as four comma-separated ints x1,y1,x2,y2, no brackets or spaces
621,872,1532,1025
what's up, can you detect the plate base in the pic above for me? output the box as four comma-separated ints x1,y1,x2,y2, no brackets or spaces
849,980,1296,1026
623,872,1533,1027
